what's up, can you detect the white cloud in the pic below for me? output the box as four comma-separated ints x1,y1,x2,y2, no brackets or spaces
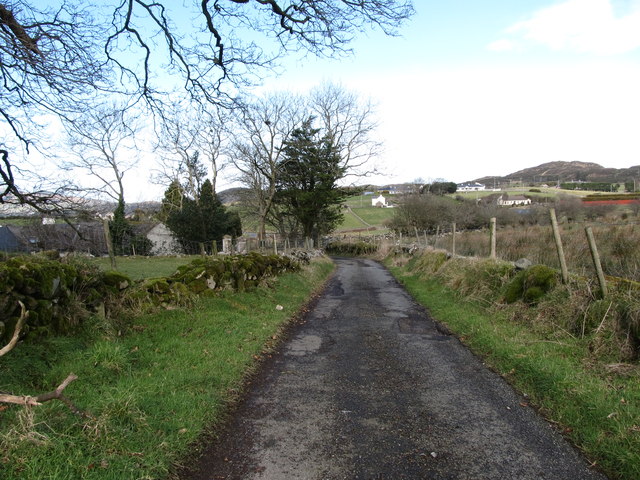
341,62,640,183
491,0,640,55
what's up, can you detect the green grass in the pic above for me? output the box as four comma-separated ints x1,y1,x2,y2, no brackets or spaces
387,265,640,480
453,187,592,200
336,195,396,232
337,210,369,230
353,206,394,226
90,256,197,280
0,258,335,479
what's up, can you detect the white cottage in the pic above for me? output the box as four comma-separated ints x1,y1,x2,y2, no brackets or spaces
371,194,387,207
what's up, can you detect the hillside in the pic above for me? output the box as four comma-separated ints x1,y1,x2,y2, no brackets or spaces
475,161,640,185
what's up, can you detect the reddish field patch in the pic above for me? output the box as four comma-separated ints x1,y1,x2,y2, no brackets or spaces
582,199,640,205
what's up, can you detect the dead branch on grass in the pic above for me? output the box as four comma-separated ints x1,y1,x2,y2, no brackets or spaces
1,303,89,416
0,373,88,417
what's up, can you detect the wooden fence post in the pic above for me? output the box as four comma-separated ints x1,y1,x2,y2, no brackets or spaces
489,217,497,259
585,226,607,297
549,209,569,284
102,219,116,270
451,222,456,256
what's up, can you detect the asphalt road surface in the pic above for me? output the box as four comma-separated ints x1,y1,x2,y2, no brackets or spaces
182,257,608,480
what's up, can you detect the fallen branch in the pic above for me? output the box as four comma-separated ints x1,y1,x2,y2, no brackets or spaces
0,300,28,357
0,373,89,417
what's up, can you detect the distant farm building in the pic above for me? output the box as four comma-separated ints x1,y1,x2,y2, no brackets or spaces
457,182,485,192
497,195,532,207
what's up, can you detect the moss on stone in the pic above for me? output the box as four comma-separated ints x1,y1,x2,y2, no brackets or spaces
504,264,558,305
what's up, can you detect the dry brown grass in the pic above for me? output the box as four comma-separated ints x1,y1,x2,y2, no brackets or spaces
430,222,640,282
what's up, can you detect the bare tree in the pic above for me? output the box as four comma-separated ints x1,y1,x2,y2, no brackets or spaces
309,82,382,178
231,83,382,240
154,102,228,196
64,106,138,202
103,0,415,108
228,92,304,243
1,1,414,209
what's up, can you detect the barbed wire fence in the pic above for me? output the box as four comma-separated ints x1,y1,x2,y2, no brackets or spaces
333,208,640,290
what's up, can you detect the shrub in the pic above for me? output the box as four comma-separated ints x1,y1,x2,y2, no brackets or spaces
504,265,558,305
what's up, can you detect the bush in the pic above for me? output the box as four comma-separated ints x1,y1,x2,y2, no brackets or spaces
504,265,558,304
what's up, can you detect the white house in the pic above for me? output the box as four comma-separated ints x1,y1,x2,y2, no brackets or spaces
497,195,532,207
457,182,486,192
371,194,387,207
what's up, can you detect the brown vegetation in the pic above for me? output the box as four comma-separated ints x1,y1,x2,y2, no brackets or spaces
440,222,640,282
397,249,640,363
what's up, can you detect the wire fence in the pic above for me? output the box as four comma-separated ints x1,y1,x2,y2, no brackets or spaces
332,209,640,286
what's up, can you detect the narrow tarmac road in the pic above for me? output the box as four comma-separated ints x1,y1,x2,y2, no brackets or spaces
182,257,608,480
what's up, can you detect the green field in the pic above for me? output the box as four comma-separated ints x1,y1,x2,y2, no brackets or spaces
336,195,396,232
453,187,593,200
90,255,196,280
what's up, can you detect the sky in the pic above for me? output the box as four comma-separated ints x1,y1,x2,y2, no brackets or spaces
29,0,640,202
241,0,640,190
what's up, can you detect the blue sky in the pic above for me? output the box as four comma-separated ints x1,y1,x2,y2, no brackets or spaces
246,0,640,188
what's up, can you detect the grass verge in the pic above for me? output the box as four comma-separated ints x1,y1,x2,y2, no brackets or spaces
0,257,334,480
387,262,640,480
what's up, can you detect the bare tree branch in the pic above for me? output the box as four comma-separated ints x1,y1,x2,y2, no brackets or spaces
0,300,28,357
0,0,413,210
153,101,228,195
309,81,382,178
228,92,304,240
63,105,139,202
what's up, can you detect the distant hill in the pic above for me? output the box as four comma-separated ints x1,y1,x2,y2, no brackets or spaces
474,161,640,186
218,187,247,205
